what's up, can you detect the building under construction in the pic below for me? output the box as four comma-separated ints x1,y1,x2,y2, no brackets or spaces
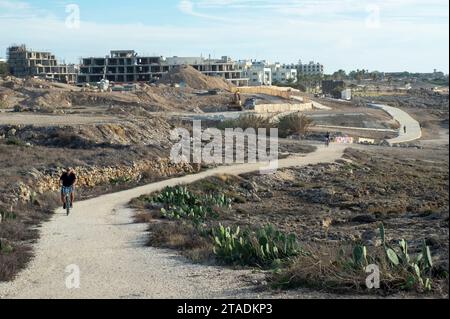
7,45,77,83
77,50,249,86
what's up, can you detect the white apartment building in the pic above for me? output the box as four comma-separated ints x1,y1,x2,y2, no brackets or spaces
238,60,272,86
298,60,324,75
271,63,297,84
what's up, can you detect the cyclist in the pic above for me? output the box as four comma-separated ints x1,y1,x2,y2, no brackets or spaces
325,132,331,147
60,167,77,209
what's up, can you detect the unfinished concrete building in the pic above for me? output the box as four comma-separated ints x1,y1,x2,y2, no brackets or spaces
77,50,249,86
7,45,77,83
173,56,249,86
78,50,163,83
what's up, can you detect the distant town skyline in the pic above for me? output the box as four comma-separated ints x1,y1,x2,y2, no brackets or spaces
0,0,448,74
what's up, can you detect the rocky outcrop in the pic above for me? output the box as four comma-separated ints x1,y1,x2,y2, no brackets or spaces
0,117,174,148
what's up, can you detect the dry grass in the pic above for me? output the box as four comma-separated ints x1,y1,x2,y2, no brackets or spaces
0,195,57,281
0,243,33,282
133,210,160,224
146,221,213,263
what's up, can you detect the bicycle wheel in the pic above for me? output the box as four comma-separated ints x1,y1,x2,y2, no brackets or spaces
66,193,71,216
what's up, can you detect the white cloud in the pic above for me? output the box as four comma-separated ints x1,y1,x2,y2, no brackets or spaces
178,0,227,21
182,0,449,23
0,0,55,20
0,0,30,10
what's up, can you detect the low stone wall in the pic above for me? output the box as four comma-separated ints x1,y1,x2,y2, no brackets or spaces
254,102,313,113
232,86,298,99
14,158,198,203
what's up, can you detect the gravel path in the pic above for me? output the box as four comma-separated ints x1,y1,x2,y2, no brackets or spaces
0,145,345,299
0,113,117,126
368,103,422,144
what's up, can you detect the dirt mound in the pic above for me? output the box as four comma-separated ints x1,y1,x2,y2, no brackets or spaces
157,65,232,91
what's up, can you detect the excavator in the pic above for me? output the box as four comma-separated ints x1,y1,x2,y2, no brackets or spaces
229,90,243,111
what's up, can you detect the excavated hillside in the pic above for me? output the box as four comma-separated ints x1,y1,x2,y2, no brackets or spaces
0,75,233,113
156,65,233,91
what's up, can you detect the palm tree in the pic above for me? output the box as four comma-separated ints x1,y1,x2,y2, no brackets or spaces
332,69,347,81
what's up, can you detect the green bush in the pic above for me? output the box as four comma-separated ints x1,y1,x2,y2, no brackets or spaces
152,186,231,224
326,224,435,292
212,224,300,267
5,137,26,147
378,223,434,291
147,186,300,268
0,239,14,254
0,209,17,221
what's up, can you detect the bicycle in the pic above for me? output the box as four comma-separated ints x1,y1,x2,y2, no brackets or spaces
62,186,73,216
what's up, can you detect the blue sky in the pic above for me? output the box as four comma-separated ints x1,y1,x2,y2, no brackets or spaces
0,0,448,73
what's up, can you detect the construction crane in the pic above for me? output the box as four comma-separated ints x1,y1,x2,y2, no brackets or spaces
103,55,108,80
97,55,110,92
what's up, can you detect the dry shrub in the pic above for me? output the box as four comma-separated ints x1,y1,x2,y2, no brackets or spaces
0,192,58,282
0,243,33,281
219,114,275,131
133,210,159,224
147,221,213,263
271,243,440,295
277,113,314,138
0,220,38,242
48,130,95,149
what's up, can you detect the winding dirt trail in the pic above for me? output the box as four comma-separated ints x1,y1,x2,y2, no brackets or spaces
0,145,345,299
368,103,422,144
